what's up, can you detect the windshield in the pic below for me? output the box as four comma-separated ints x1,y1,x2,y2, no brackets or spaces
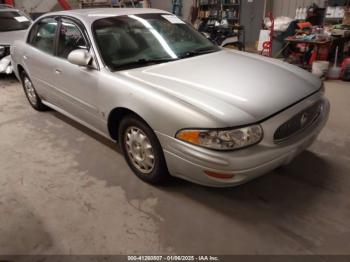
0,11,31,32
92,13,219,70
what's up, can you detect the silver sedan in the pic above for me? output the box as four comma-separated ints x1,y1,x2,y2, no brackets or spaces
11,8,330,187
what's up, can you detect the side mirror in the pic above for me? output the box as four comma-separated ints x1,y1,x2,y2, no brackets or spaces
67,49,92,67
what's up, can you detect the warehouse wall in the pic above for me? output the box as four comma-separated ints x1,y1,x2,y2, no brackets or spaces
150,0,172,12
150,0,194,21
241,0,267,45
14,0,79,13
151,0,269,45
273,0,326,18
14,0,194,21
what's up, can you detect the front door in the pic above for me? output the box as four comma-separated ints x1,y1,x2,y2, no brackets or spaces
52,18,103,131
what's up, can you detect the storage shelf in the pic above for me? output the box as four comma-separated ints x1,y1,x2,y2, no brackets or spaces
198,0,241,24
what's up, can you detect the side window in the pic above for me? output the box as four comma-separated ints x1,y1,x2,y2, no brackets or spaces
58,19,87,59
29,18,58,55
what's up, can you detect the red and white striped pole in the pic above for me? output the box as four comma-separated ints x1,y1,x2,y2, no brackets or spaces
57,0,71,10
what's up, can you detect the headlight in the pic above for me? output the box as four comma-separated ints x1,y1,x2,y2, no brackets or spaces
176,125,263,151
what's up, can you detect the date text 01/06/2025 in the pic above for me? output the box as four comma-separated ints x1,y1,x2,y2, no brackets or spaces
127,255,220,261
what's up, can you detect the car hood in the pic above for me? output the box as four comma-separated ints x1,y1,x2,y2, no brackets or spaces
122,49,322,126
0,30,27,46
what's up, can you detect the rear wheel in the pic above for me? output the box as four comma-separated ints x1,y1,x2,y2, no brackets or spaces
119,115,169,184
21,71,49,111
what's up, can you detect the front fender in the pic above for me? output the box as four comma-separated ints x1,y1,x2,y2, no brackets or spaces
10,40,26,79
99,70,218,138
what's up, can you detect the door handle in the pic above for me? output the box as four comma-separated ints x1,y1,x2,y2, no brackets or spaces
55,69,62,75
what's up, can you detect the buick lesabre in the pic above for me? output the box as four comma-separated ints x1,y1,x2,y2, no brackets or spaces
11,8,330,187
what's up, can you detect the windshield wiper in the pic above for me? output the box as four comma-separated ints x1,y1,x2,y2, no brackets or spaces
180,47,219,59
112,58,178,70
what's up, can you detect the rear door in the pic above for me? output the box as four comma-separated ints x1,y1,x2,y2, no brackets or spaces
24,17,58,100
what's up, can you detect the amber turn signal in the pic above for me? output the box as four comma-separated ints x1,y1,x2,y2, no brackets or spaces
176,130,201,145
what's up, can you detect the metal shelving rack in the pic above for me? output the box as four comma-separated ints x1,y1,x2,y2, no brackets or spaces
197,0,245,50
221,0,240,23
198,0,241,25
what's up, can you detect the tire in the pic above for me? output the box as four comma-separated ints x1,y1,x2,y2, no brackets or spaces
119,115,170,185
21,71,49,111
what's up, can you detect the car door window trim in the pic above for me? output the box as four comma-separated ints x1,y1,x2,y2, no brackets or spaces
57,15,100,70
27,16,59,55
27,15,100,71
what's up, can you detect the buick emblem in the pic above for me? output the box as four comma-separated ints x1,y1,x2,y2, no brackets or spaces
300,113,308,127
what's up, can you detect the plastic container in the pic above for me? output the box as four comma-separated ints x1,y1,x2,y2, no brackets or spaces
328,67,342,79
328,46,342,80
312,61,330,78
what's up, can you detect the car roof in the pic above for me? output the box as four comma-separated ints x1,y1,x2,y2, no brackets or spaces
44,8,170,24
56,8,168,16
0,5,21,13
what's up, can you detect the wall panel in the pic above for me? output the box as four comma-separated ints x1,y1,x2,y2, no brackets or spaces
273,0,326,18
150,0,194,21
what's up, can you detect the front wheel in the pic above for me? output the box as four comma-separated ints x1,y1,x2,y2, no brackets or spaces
119,115,170,185
21,71,49,111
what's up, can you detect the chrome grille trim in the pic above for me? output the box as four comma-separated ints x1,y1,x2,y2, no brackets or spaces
274,101,323,143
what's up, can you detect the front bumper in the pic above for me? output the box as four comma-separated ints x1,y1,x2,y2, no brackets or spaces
157,93,330,187
0,55,13,74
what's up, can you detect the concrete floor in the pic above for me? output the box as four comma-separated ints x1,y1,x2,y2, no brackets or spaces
0,75,349,255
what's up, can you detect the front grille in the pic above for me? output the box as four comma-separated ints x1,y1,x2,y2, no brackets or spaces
0,46,10,59
274,101,323,142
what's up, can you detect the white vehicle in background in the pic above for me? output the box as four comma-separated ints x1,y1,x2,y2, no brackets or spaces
0,4,31,74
